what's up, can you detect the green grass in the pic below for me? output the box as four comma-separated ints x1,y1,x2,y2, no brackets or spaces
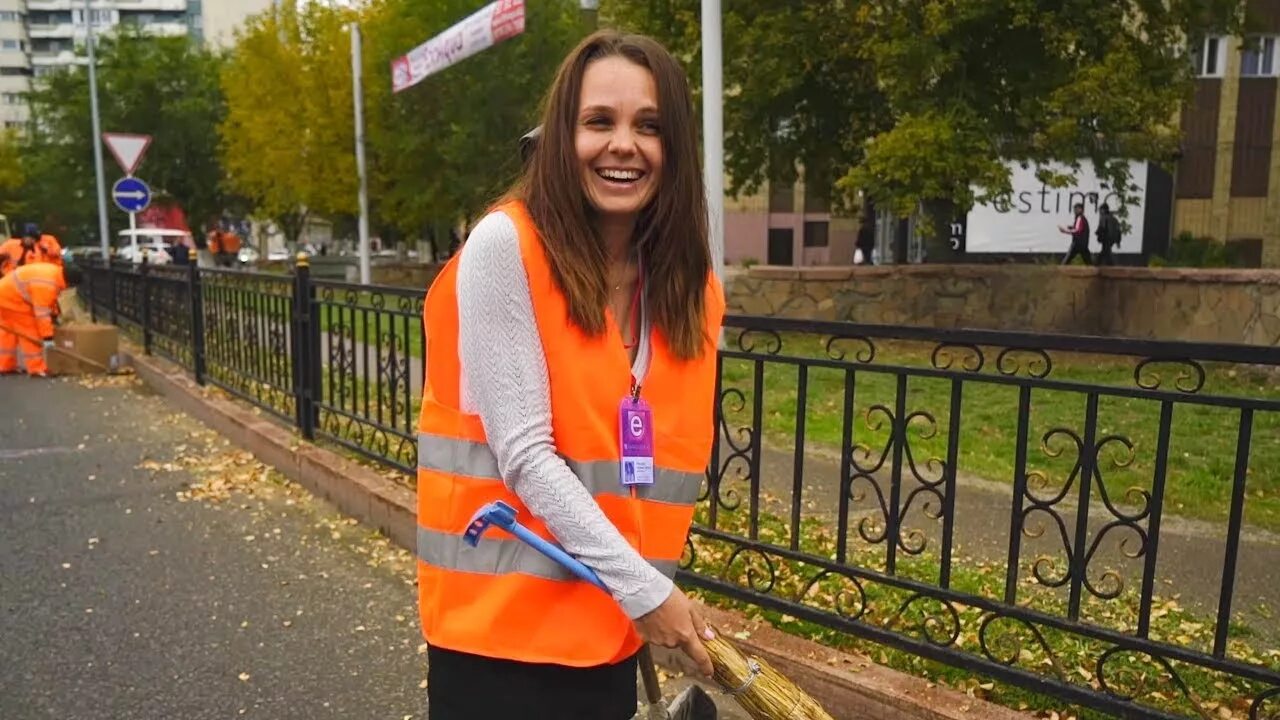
719,332,1280,532
314,292,424,359
685,502,1280,720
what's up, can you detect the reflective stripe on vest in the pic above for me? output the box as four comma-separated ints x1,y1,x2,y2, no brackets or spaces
14,275,58,308
416,525,680,582
13,274,30,304
418,433,704,506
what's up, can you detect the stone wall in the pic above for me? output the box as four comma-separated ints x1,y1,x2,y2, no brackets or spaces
727,265,1280,346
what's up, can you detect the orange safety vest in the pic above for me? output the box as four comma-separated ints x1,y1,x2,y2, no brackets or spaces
0,263,66,339
416,201,724,667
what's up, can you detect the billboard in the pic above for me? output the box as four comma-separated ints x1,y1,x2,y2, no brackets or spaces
963,160,1148,254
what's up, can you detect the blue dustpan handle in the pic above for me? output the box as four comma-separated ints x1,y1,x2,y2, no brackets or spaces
504,515,610,593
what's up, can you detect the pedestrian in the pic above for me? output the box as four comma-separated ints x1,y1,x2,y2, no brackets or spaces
855,201,876,265
1096,203,1122,266
415,30,723,720
0,223,63,276
1059,203,1092,265
0,262,82,377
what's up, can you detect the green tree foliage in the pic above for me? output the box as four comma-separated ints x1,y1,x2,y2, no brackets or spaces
0,129,25,219
606,0,1247,253
220,2,359,244
603,1,884,209
22,30,226,244
362,0,585,238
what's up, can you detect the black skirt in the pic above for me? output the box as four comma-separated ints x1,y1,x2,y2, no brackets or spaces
427,644,639,720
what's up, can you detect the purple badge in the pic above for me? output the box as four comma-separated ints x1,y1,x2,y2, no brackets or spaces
619,398,655,486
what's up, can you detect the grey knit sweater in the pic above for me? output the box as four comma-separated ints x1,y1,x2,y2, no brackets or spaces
455,209,673,619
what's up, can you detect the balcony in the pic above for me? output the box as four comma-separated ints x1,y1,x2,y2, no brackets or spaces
114,0,189,11
123,21,187,37
27,23,76,39
25,1,74,11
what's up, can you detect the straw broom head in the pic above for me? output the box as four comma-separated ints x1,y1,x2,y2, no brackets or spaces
703,629,836,720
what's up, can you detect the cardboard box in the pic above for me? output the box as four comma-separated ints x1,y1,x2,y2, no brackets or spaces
47,323,119,375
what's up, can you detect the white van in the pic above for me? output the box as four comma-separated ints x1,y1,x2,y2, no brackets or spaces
116,228,194,265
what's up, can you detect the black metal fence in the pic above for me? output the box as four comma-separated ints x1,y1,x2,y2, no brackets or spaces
81,257,1280,719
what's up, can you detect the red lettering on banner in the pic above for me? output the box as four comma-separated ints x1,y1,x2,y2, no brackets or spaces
490,0,525,43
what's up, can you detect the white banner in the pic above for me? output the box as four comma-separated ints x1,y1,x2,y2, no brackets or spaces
391,0,526,94
965,160,1147,254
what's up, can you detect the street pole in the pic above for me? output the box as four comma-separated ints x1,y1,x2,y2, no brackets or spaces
85,0,110,260
579,0,598,30
351,22,371,285
701,0,724,287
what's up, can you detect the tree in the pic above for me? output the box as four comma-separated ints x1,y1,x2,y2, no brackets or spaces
361,0,585,236
605,0,1248,259
844,0,1248,257
21,30,227,244
0,129,24,219
220,2,359,246
604,1,887,210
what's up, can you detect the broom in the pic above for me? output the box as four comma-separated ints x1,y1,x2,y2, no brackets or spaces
464,501,837,720
703,630,835,720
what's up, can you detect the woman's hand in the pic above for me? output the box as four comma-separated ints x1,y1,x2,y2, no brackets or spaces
634,587,715,677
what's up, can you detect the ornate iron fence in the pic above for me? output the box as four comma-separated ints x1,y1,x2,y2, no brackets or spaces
79,257,1280,719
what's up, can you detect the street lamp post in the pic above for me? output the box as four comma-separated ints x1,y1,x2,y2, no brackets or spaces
85,0,110,260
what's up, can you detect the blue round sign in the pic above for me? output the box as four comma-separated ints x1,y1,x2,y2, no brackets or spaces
112,176,151,213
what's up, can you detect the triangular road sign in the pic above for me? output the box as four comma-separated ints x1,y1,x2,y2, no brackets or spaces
103,133,152,176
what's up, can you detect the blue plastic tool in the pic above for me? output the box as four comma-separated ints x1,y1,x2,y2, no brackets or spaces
463,500,609,592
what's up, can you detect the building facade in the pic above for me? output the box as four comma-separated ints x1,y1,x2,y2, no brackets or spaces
1174,1,1280,267
201,0,272,48
723,170,860,267
0,0,272,131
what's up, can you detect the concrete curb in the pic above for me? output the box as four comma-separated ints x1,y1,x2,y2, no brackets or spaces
125,348,1029,720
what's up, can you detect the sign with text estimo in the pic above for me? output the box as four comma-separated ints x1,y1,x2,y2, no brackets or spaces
391,0,525,94
962,160,1148,254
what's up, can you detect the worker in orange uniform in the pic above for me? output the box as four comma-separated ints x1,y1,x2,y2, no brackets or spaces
220,230,242,266
0,224,63,276
0,263,82,376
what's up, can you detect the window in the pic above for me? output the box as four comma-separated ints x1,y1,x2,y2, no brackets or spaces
74,9,113,26
803,164,832,213
32,66,54,78
1241,36,1279,77
768,180,794,213
2,93,19,105
4,121,21,130
0,11,18,22
0,40,18,51
1196,36,1226,77
803,221,829,248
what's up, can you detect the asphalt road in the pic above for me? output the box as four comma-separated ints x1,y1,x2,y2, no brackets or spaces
0,373,749,720
0,374,428,719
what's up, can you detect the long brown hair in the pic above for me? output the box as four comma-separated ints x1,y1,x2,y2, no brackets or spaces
513,30,711,361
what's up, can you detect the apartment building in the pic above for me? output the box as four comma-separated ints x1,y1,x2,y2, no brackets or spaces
0,0,271,130
201,0,271,48
0,0,28,130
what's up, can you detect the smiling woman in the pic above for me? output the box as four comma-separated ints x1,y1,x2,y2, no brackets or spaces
415,29,724,720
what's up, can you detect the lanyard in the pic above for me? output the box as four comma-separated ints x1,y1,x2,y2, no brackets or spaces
622,258,644,350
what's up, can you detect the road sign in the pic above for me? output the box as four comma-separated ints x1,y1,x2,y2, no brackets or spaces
103,133,152,175
112,176,151,213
